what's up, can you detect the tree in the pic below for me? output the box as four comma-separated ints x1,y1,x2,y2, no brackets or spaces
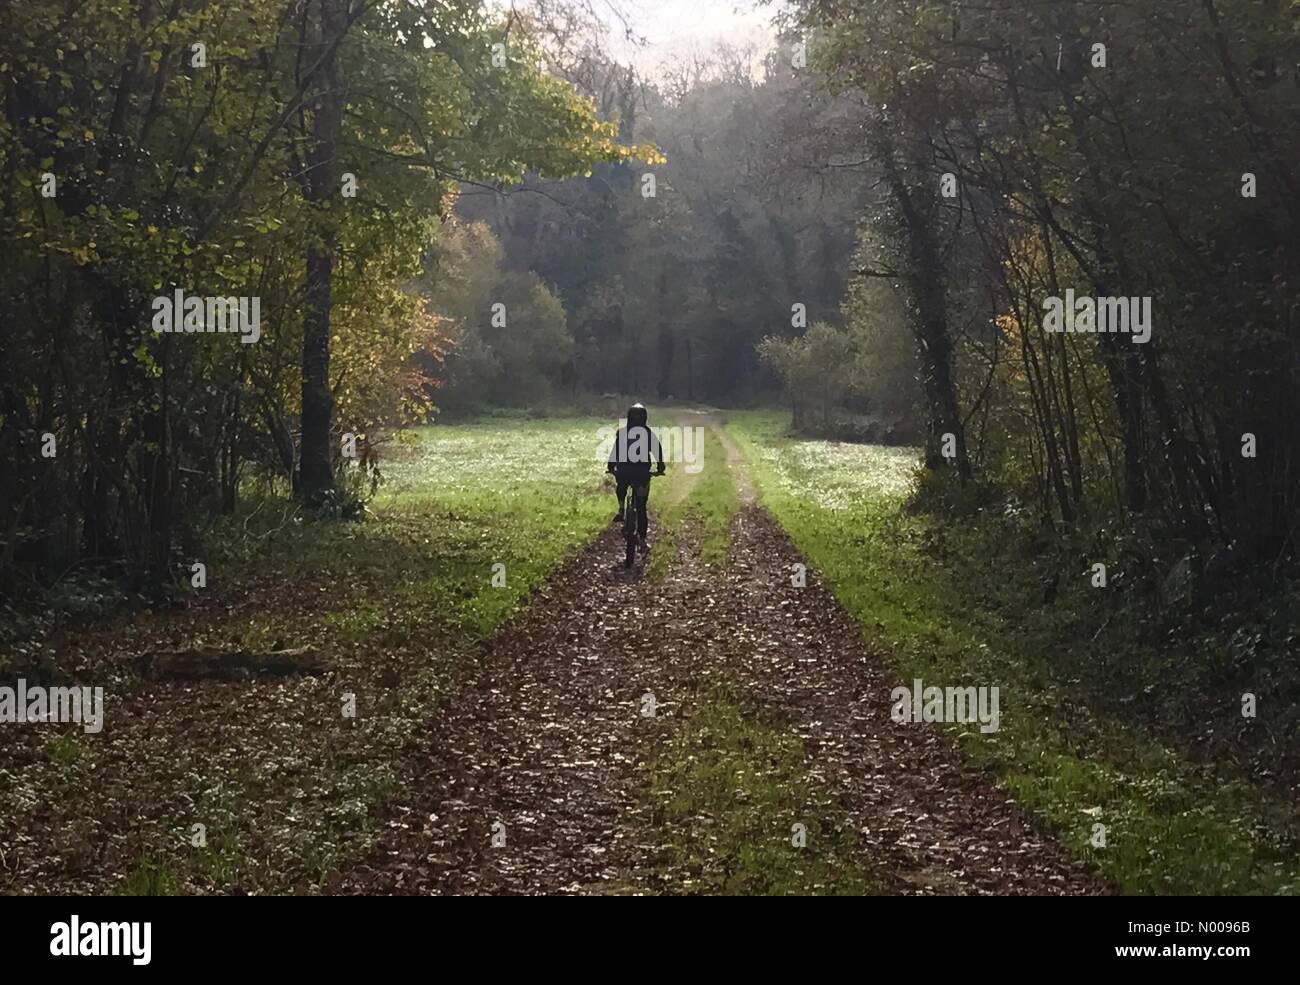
759,322,854,431
790,0,1300,555
0,0,653,594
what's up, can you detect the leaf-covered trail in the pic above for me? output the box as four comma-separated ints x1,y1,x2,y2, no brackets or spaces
332,428,1106,895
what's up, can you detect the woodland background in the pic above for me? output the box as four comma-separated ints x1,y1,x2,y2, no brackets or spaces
3,0,1299,649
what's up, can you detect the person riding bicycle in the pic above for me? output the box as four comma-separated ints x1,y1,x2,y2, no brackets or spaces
607,402,665,548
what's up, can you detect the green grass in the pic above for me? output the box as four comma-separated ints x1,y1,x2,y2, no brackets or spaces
45,733,87,766
726,409,1300,895
122,858,179,896
646,686,878,895
199,419,615,638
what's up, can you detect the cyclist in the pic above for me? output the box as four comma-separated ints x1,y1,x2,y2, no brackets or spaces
607,402,665,549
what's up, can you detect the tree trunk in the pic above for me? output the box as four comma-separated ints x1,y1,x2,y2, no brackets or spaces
657,327,675,399
684,334,695,401
873,122,971,479
297,0,346,505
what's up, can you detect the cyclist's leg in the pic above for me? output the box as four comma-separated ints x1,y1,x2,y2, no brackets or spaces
616,479,628,518
635,483,650,538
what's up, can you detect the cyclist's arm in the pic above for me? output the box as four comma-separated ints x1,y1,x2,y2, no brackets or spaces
653,429,665,473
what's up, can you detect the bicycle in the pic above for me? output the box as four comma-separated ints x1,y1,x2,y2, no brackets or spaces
621,471,662,568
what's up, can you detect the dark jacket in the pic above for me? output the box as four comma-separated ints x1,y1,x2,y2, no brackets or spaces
607,424,664,482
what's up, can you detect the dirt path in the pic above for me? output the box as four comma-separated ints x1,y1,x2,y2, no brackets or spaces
332,424,1106,895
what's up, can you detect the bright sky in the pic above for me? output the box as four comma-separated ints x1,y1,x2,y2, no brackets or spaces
597,0,778,77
